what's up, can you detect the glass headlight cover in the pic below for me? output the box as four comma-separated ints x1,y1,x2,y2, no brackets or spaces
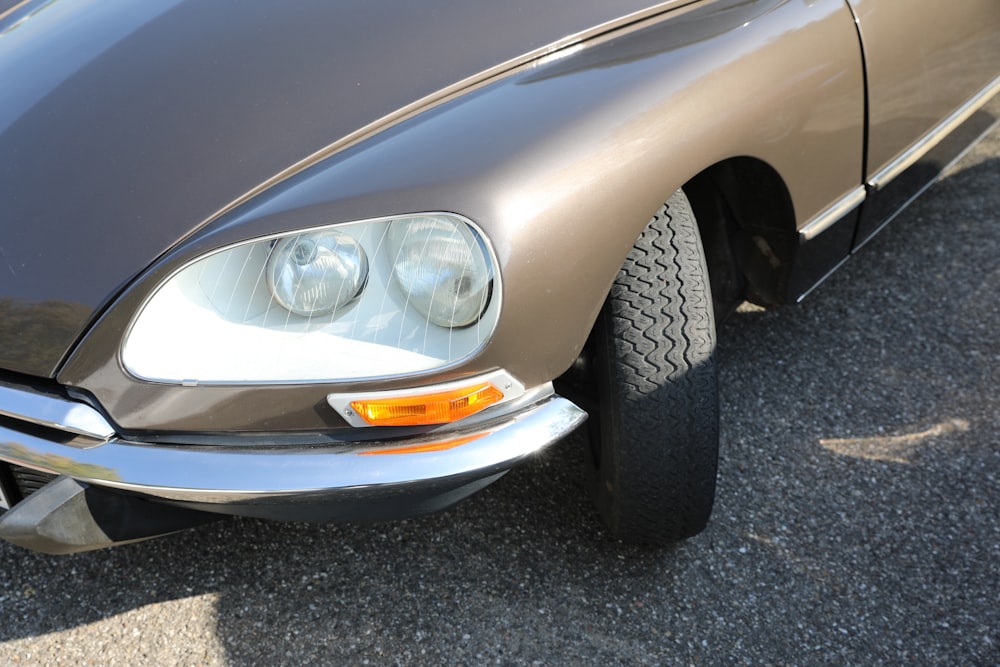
121,214,501,384
386,217,491,328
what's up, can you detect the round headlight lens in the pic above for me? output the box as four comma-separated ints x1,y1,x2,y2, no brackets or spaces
266,230,368,316
387,217,492,327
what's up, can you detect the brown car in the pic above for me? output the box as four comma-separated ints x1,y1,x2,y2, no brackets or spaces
0,0,997,553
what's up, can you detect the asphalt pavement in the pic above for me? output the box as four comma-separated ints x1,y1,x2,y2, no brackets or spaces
1,128,997,666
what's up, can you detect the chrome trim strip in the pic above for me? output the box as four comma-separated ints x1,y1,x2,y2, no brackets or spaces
0,0,34,24
794,255,851,304
869,74,1000,191
0,475,9,510
0,381,115,441
798,186,867,241
854,115,1000,255
0,396,586,504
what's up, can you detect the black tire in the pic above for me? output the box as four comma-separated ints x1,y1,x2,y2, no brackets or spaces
586,189,719,544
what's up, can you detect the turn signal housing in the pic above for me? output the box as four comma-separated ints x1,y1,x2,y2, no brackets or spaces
351,384,504,427
326,370,526,428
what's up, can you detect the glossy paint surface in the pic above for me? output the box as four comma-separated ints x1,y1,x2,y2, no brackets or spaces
846,0,1000,246
60,0,866,433
847,0,1000,178
0,0,686,377
2,0,996,435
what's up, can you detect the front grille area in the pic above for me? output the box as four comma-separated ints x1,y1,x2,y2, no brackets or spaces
1,461,58,505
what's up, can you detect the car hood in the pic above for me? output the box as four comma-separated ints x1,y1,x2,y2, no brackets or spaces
0,0,663,378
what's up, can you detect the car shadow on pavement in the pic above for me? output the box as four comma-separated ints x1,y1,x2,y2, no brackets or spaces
1,151,998,666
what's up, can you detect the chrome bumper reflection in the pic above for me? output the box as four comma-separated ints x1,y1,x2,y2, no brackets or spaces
0,393,586,506
0,379,115,440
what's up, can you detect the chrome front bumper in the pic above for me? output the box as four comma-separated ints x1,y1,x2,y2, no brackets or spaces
0,380,586,551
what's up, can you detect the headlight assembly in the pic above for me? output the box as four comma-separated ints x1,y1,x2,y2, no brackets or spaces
121,214,500,384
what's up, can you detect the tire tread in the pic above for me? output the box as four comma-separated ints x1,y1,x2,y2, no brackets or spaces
593,190,719,544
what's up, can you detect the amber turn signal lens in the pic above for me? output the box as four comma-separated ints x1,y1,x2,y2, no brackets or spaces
350,383,504,427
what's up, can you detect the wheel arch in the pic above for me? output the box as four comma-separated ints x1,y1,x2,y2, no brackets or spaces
683,157,799,320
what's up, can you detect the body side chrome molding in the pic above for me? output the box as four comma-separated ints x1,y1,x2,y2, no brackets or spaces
794,255,851,304
854,112,1000,254
798,186,867,241
869,73,1000,191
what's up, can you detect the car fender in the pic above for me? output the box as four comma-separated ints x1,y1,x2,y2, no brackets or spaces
61,0,866,432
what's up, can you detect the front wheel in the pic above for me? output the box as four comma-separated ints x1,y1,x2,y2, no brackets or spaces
581,189,719,545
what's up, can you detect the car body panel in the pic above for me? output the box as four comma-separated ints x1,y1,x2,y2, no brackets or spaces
846,0,1000,245
59,0,864,434
0,0,690,377
847,0,1000,179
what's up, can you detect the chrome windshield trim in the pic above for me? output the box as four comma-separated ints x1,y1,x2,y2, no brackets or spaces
0,381,115,441
798,186,867,241
0,396,586,504
869,74,1000,191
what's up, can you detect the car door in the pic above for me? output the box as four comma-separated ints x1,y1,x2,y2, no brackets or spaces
846,0,1000,246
